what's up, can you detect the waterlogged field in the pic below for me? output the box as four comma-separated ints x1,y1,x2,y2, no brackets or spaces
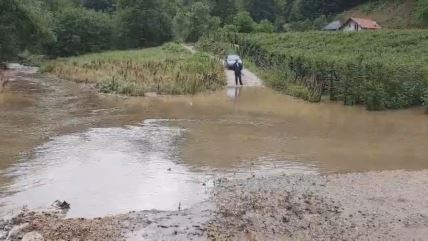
42,43,225,96
198,31,428,111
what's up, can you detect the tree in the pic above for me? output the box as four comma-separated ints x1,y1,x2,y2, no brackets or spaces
80,0,116,12
222,24,239,32
172,1,221,42
312,15,328,30
114,0,173,48
0,0,54,61
233,11,255,33
238,0,276,22
254,19,274,33
417,0,428,26
51,7,113,56
173,10,191,42
211,0,237,24
187,2,221,42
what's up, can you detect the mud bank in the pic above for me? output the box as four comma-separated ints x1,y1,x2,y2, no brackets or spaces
2,170,428,241
209,170,428,241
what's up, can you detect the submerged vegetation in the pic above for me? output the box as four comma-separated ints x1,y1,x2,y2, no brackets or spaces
42,43,225,96
198,31,428,111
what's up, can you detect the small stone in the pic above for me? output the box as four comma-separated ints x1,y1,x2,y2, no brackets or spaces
7,223,30,240
0,231,7,240
282,216,290,223
22,231,44,241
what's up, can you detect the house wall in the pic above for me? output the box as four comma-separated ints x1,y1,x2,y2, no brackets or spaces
342,20,361,32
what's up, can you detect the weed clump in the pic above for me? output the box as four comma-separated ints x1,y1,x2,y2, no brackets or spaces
42,43,225,95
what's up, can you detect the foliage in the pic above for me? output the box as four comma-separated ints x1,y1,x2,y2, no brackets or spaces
198,31,428,110
254,20,275,33
238,0,277,22
49,7,113,56
42,43,225,95
417,0,428,26
211,0,237,24
2,0,427,61
172,1,221,42
0,0,54,61
114,0,173,49
233,11,256,33
80,0,116,12
173,10,192,42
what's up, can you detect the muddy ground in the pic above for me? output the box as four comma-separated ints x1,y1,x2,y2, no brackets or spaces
2,170,427,241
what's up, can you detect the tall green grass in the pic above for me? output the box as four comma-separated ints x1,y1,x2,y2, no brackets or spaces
198,31,428,111
42,43,225,96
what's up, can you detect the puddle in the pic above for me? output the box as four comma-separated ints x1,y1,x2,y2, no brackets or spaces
0,120,210,218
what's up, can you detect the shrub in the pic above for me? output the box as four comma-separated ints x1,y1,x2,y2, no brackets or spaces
50,7,113,57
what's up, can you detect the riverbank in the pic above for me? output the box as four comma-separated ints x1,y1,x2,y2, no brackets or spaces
2,170,428,241
41,43,225,96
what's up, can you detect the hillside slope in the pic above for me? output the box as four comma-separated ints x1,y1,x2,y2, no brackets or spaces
337,0,422,29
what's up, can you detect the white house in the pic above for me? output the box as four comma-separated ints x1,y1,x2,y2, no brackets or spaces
339,18,381,32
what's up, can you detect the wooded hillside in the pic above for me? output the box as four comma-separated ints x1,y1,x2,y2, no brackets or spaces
1,0,428,61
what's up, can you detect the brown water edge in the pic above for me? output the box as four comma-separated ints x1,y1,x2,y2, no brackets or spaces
143,87,428,173
1,68,428,174
1,67,428,218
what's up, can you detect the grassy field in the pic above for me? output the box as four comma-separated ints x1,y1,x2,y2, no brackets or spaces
197,31,428,111
338,0,421,29
42,43,225,96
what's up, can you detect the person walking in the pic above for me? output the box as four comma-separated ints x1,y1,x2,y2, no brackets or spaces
233,60,243,86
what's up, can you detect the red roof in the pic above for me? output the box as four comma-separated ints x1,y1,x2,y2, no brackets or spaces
349,18,382,29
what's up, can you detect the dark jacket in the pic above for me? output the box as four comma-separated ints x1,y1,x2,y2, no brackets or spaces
233,62,243,74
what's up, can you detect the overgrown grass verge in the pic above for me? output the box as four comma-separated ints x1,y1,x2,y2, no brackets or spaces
41,43,225,96
197,31,428,111
242,60,311,101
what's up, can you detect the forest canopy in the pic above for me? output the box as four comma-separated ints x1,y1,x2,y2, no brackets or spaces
0,0,410,60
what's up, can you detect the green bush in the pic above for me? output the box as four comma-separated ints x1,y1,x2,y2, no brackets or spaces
50,7,113,57
417,0,428,26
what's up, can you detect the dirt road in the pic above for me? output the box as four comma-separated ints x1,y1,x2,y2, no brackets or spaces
182,44,263,87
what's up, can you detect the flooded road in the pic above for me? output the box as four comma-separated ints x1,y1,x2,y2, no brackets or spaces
1,67,428,218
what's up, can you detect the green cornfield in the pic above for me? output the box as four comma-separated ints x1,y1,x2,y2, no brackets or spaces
198,31,428,111
42,43,225,96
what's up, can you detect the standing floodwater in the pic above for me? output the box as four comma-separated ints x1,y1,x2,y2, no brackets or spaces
1,121,210,218
1,67,428,217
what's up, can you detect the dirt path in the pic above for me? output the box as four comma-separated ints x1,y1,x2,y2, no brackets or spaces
183,44,263,87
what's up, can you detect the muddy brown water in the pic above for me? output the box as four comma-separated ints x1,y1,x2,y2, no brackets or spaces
0,66,427,218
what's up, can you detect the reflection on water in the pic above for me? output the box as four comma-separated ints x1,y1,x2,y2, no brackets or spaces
1,120,209,218
1,67,428,217
226,86,242,102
